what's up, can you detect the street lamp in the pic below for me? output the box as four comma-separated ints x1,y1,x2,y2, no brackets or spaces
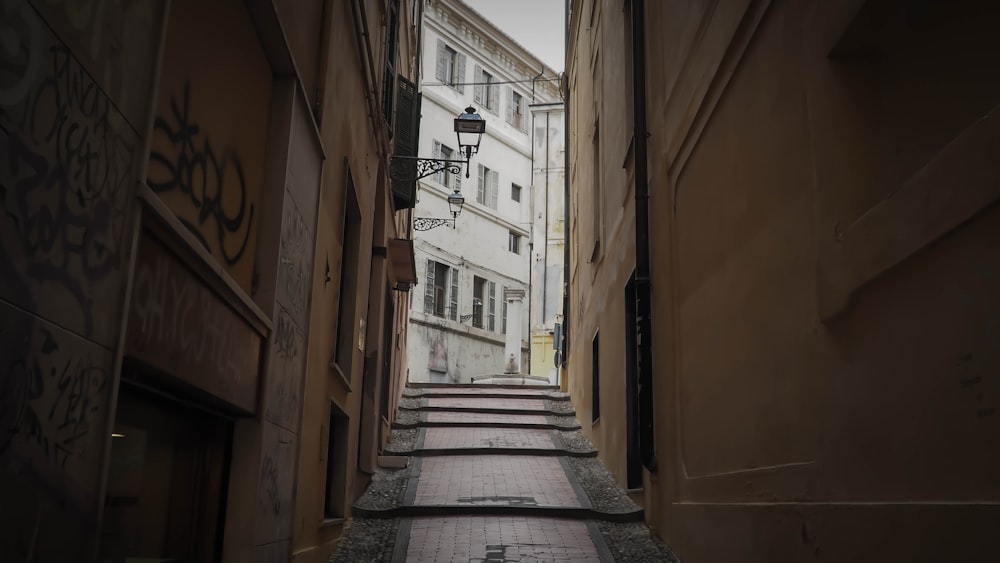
391,106,487,183
399,106,486,231
414,188,465,231
454,106,485,176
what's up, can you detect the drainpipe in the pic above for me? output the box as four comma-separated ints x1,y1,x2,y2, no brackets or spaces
560,0,571,383
632,0,656,472
541,110,549,331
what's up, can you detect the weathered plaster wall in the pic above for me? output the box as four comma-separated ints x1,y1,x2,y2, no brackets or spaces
567,0,1000,561
0,1,164,559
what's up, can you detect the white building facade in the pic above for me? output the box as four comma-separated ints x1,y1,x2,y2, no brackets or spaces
407,0,562,383
528,102,566,384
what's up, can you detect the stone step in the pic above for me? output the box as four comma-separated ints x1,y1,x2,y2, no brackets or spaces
385,427,597,458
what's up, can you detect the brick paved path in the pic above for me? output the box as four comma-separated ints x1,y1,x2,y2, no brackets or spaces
378,383,618,562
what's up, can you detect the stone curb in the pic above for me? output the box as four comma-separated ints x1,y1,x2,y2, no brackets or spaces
399,405,573,416
403,390,572,401
407,382,558,389
392,420,582,430
352,503,645,523
405,447,598,457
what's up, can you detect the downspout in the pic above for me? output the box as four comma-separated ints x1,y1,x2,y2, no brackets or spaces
632,0,656,472
560,0,571,386
407,0,424,241
541,110,549,332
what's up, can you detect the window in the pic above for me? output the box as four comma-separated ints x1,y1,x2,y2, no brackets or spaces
475,66,500,113
435,40,466,92
511,183,522,202
433,140,461,190
477,164,499,209
592,331,600,422
501,286,508,334
472,276,486,329
488,281,497,332
508,231,521,254
506,88,527,132
424,260,456,318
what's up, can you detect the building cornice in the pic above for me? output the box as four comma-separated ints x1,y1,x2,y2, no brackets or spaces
425,0,561,100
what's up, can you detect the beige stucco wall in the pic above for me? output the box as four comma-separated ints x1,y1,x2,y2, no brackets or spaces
568,1,1000,561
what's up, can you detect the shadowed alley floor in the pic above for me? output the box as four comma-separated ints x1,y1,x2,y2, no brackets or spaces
330,382,678,562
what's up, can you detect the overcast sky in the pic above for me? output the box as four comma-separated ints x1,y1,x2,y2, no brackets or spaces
461,0,566,72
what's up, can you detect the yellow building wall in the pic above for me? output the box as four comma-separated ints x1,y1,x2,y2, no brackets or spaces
530,333,555,382
568,1,1000,562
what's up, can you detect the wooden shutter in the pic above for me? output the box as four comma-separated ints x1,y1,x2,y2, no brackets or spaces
435,40,447,82
449,266,459,321
477,164,485,204
392,76,421,209
505,87,514,125
455,52,467,92
489,81,499,113
489,169,499,209
488,281,496,331
501,286,508,334
474,65,484,105
424,259,435,313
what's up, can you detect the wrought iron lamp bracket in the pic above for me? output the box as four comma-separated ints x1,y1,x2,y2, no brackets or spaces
413,217,456,231
390,156,466,182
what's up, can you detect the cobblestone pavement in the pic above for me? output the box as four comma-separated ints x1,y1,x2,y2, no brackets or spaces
332,383,679,563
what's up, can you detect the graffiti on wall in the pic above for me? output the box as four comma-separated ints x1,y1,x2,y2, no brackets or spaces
127,234,262,413
148,82,255,267
0,303,113,507
256,424,295,542
32,0,159,126
264,309,305,431
277,198,310,324
1,13,139,342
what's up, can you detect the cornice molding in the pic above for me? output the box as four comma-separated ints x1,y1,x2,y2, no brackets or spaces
426,0,561,99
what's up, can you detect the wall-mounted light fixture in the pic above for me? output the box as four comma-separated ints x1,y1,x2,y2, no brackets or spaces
392,107,486,231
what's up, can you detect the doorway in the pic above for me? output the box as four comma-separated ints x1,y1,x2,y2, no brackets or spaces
99,381,231,562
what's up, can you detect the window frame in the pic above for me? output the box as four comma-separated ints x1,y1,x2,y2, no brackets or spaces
508,231,521,254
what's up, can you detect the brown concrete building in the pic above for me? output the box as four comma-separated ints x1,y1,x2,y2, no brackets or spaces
565,1,1000,561
0,0,420,561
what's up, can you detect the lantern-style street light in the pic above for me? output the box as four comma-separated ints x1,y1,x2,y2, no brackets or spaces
454,106,485,176
396,106,486,231
414,188,465,231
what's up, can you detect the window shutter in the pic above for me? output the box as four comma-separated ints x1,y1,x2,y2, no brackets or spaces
391,76,420,209
477,164,485,204
489,170,499,209
424,260,435,313
433,140,441,159
501,286,508,334
521,104,529,133
505,87,514,125
449,267,459,321
490,82,499,113
488,281,496,331
474,65,484,105
436,40,447,82
455,53,467,92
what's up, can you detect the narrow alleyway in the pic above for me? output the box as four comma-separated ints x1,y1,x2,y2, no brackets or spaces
331,382,678,562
